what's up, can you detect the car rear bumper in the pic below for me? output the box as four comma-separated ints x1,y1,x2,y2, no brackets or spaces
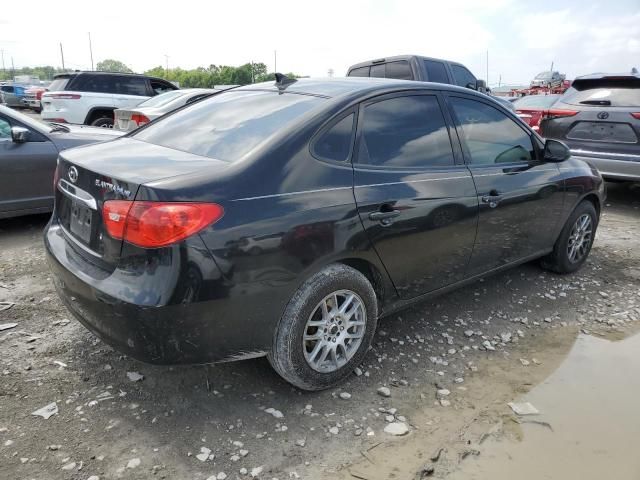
571,150,640,181
44,220,277,365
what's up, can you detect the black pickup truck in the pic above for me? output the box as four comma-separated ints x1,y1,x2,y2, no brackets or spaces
347,55,487,92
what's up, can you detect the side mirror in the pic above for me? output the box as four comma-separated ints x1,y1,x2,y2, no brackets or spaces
11,126,30,143
475,79,487,93
543,139,571,162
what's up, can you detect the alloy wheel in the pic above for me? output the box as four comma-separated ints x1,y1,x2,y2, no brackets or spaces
567,213,593,263
303,290,366,373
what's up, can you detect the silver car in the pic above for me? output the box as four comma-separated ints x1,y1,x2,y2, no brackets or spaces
0,105,124,218
113,87,236,131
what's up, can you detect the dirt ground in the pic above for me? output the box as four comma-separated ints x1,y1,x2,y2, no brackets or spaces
1,182,639,480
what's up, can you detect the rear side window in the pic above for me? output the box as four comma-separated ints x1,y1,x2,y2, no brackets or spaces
370,64,385,78
115,76,148,96
424,60,449,84
312,113,355,162
134,90,324,162
48,77,71,91
450,97,534,165
385,61,413,80
451,65,477,88
348,66,370,77
72,74,117,93
357,95,455,168
562,78,640,107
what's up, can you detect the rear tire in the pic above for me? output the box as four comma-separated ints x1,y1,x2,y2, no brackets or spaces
541,200,598,274
269,264,377,391
90,116,114,128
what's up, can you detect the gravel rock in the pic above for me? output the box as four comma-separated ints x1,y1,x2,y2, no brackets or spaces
126,372,144,382
377,386,391,397
384,422,409,436
339,392,352,400
127,458,141,469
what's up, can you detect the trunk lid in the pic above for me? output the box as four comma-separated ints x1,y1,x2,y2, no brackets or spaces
54,138,230,267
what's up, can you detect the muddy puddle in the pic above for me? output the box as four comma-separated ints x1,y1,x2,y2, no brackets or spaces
449,331,640,480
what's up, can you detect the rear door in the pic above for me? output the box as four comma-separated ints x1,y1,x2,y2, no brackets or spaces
446,94,564,275
352,91,478,299
0,113,57,215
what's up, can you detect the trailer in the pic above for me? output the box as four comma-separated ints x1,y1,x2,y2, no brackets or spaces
507,80,571,98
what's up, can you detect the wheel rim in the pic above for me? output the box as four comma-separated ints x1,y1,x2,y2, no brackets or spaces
567,213,593,263
303,290,366,373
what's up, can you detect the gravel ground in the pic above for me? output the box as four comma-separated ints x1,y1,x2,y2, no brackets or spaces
0,182,638,480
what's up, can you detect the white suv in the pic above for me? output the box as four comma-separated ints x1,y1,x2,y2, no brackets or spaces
41,72,178,127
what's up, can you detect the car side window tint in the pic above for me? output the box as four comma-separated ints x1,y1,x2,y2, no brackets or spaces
357,95,455,168
151,80,175,95
385,61,413,80
313,113,355,162
0,117,11,140
450,97,535,165
117,77,148,96
370,64,385,78
348,66,370,77
424,60,449,84
451,65,476,88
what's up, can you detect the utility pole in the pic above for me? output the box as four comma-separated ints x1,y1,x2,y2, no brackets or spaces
60,43,65,70
88,32,94,70
498,74,501,87
164,54,169,77
274,50,277,73
1,49,5,80
327,68,334,78
486,50,489,85
11,57,15,78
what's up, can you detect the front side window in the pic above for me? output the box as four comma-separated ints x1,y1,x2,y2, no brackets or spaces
116,76,148,96
134,90,324,162
357,95,455,168
424,60,449,84
0,117,11,140
451,65,477,89
450,97,535,165
312,113,355,162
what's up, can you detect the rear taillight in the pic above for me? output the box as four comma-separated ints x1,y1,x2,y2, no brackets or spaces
48,93,81,100
130,113,150,126
543,109,578,119
630,113,640,120
103,201,224,248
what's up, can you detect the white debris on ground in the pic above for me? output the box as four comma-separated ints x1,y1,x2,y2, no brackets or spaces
508,402,540,416
31,402,58,419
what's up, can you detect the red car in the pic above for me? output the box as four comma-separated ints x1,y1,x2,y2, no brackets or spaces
513,94,563,133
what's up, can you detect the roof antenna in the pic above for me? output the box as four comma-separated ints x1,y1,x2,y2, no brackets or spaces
274,72,297,89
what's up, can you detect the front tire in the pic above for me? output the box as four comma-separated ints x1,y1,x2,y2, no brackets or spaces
541,200,598,274
269,264,378,391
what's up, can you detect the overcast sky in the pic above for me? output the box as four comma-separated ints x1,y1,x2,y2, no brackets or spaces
1,0,638,85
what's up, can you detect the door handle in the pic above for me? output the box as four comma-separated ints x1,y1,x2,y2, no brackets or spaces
369,209,401,224
481,191,503,208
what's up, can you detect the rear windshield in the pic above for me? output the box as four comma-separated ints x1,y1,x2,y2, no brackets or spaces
139,90,188,108
48,77,71,92
513,95,561,109
133,90,324,162
562,78,640,107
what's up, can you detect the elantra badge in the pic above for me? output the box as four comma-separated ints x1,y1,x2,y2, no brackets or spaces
68,166,79,184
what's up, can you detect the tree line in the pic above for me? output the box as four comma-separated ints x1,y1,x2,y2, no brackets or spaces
1,59,300,87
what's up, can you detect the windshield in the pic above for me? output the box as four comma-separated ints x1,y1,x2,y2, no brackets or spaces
138,90,189,108
133,90,324,162
48,77,70,92
562,78,640,107
535,72,551,79
513,95,561,109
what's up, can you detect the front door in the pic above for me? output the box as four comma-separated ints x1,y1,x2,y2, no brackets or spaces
446,94,565,275
0,115,57,215
352,92,478,300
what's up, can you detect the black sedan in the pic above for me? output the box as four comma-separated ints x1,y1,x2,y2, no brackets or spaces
45,77,605,390
0,105,123,219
